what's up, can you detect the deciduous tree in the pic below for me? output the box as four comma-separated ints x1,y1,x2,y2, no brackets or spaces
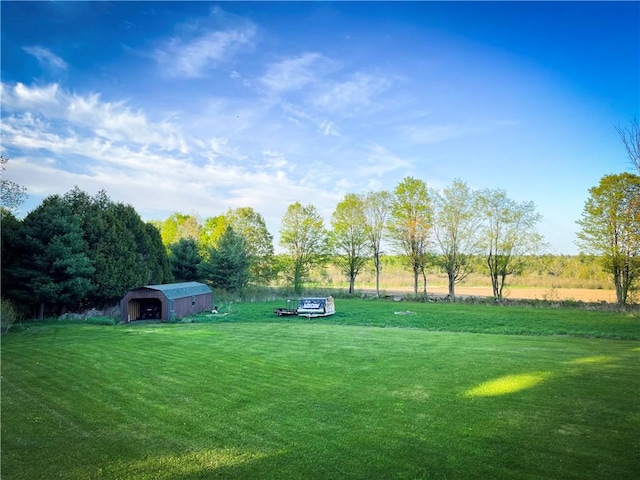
226,207,275,285
478,189,544,299
0,156,27,213
388,177,432,296
280,202,331,293
331,193,369,294
616,118,640,174
576,173,640,305
432,180,483,300
159,212,201,246
363,190,392,297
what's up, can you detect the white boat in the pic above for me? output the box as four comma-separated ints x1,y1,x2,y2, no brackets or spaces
296,296,336,317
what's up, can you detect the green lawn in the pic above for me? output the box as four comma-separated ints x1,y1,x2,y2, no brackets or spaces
2,299,639,479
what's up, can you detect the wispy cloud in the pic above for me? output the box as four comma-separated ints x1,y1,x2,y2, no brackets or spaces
261,52,331,93
22,46,68,71
312,73,392,113
401,124,460,145
355,143,413,177
318,119,340,137
153,8,256,78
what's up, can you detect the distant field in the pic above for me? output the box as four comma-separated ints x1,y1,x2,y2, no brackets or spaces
367,285,618,303
311,263,618,303
2,299,639,479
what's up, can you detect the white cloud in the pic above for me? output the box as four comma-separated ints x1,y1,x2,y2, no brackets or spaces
10,82,61,109
156,29,255,78
312,73,392,113
153,8,256,78
22,46,68,70
318,119,340,137
2,82,187,152
355,143,413,177
261,53,330,93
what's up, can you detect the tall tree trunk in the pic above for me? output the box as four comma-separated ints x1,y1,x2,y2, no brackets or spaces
448,272,456,300
614,265,625,305
374,253,381,297
38,301,45,320
349,274,355,295
422,269,427,298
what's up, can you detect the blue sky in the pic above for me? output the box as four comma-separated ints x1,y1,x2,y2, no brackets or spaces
1,1,638,254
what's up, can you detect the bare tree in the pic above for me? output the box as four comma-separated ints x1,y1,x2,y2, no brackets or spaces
0,156,27,213
616,118,640,174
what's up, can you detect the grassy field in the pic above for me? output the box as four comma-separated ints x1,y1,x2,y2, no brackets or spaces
2,299,639,479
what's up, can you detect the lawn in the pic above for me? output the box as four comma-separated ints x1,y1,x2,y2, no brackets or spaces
1,299,639,479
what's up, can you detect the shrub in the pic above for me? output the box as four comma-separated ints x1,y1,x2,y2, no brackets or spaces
1,297,23,334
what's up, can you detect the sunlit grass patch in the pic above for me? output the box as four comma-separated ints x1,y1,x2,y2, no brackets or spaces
463,372,552,397
91,448,273,480
567,355,616,365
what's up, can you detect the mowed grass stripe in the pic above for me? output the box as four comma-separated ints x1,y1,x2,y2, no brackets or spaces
2,319,639,479
230,299,640,339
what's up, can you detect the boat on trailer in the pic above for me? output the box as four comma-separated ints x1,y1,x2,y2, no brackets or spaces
273,296,336,318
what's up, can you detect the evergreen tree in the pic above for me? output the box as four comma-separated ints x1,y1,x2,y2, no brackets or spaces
200,226,250,292
169,238,202,282
7,196,94,318
63,187,172,305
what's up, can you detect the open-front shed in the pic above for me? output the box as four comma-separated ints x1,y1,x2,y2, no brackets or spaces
121,282,212,322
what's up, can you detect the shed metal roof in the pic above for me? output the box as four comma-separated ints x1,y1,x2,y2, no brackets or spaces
143,282,212,300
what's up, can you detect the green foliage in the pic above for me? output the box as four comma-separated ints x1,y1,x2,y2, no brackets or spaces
3,187,172,314
280,202,331,293
478,188,545,299
1,209,23,298
331,193,370,294
178,208,276,286
168,238,202,282
200,226,250,292
0,297,22,333
4,195,94,318
225,207,275,285
576,173,640,305
432,179,483,299
1,304,638,479
158,212,201,246
63,188,172,305
388,176,433,295
363,189,393,296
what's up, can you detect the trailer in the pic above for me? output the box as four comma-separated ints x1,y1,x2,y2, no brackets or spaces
273,296,336,318
273,299,299,317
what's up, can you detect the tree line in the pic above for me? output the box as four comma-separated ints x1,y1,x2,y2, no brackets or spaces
1,159,639,318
